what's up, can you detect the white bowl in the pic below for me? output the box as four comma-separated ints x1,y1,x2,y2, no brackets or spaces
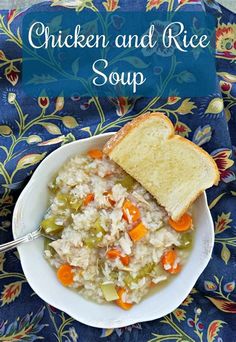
12,133,214,328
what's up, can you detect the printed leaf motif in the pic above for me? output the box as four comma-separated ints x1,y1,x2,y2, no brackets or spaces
7,9,17,25
62,133,76,145
0,207,11,217
68,326,78,341
176,71,196,84
0,253,5,272
192,125,212,146
181,295,193,306
109,97,136,117
204,281,217,292
17,27,22,45
81,127,92,137
224,281,235,293
100,328,114,337
62,116,79,128
209,192,226,210
217,72,236,83
191,287,198,294
55,96,64,111
16,153,46,170
120,57,149,69
102,0,119,11
4,64,20,86
167,96,181,105
221,244,230,264
146,0,166,11
3,180,25,190
176,99,196,115
27,74,57,85
1,281,22,306
211,148,235,183
0,49,7,61
215,212,232,234
38,97,50,109
175,122,191,137
49,15,62,33
38,136,65,146
0,125,12,136
173,308,186,322
0,306,46,340
27,135,42,144
207,297,236,313
207,320,226,342
224,107,231,122
41,123,62,135
72,58,80,76
205,98,224,114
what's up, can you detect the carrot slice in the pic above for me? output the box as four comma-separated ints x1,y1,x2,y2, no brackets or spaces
128,222,148,242
120,255,130,266
168,213,192,232
106,249,121,259
161,249,177,266
88,149,103,160
115,288,133,310
57,264,74,286
106,249,130,266
83,193,94,206
169,263,182,274
161,249,181,274
122,199,140,223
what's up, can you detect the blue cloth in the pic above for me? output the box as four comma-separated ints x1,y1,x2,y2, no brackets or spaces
0,1,236,341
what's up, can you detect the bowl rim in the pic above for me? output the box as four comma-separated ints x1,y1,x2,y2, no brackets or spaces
12,132,215,328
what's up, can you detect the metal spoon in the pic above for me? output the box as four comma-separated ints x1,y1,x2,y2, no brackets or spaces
0,228,56,253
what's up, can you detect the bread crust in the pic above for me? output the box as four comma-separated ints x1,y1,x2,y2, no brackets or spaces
103,112,174,155
103,112,220,219
103,112,220,187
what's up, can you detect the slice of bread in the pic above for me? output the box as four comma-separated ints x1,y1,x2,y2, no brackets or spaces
103,112,219,221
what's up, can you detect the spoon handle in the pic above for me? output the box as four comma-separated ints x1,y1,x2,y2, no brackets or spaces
0,230,41,253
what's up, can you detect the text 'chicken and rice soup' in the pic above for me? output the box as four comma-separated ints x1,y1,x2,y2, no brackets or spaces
41,149,194,310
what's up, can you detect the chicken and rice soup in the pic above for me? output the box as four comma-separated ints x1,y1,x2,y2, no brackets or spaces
41,149,194,309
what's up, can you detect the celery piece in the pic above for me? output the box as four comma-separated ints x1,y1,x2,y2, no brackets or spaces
100,282,119,301
85,234,103,247
178,232,193,249
40,217,64,235
124,274,136,287
70,198,83,211
137,263,155,279
94,219,106,235
116,174,135,191
44,237,55,254
124,263,155,287
84,221,106,248
110,271,119,282
56,193,69,204
84,236,97,248
49,178,58,194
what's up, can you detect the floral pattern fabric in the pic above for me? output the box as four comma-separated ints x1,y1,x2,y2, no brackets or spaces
0,1,236,341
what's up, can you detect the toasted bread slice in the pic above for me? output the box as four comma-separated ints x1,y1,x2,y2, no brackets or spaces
103,112,219,221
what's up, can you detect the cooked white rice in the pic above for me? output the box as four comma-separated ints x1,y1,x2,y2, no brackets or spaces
42,152,193,306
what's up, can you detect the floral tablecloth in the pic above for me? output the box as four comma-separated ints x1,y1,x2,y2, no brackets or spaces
0,1,236,341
